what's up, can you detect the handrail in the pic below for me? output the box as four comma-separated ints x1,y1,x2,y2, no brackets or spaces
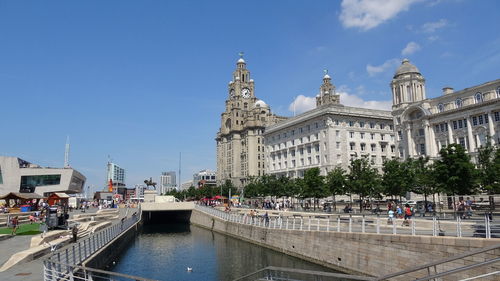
44,260,157,281
413,258,500,281
374,243,500,280
232,266,375,281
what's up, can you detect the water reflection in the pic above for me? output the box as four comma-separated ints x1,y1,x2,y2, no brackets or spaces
109,223,335,281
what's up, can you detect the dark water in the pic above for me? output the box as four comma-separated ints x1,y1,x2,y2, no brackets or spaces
109,223,336,281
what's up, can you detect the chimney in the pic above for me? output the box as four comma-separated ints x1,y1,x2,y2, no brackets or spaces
442,87,454,95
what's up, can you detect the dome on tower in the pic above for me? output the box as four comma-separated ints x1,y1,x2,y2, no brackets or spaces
323,73,331,79
394,59,420,77
237,58,245,63
254,100,268,108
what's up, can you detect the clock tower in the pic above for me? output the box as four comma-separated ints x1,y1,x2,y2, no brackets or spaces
216,55,287,188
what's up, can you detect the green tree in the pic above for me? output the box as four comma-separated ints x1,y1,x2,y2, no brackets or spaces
382,158,411,200
325,166,347,211
477,142,500,194
347,156,381,211
410,157,438,206
434,144,478,208
301,168,328,210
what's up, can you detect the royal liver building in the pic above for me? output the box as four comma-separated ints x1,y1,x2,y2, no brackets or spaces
216,56,286,187
391,59,500,158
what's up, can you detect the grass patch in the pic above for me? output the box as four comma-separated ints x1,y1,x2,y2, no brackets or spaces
0,223,42,235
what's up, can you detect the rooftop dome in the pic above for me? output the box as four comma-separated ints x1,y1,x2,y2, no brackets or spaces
394,59,420,77
323,74,331,79
254,100,268,108
237,58,245,63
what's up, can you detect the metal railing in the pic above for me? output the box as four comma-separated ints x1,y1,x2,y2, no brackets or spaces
233,266,375,281
44,260,157,281
374,243,500,280
44,208,141,280
195,205,497,239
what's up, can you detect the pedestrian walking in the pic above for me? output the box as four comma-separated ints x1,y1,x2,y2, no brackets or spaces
11,216,19,235
72,225,78,243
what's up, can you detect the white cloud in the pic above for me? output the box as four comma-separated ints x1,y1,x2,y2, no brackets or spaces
401,41,421,56
366,58,400,76
339,92,392,110
339,0,420,31
288,92,392,114
421,19,448,33
289,95,316,114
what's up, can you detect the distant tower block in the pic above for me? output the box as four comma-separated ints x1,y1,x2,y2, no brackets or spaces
64,136,70,168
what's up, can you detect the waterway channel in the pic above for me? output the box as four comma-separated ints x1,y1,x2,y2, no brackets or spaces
108,223,336,281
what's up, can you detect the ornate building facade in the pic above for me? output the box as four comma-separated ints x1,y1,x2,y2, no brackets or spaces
264,73,396,178
216,57,286,187
391,59,500,158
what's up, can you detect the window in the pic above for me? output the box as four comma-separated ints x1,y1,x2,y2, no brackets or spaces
291,150,295,157
391,145,395,153
359,121,365,128
350,143,355,150
458,120,463,129
438,103,444,113
478,115,484,125
292,160,295,168
336,130,340,137
440,123,445,131
459,137,466,148
300,128,303,133
300,148,304,155
495,112,500,122
349,121,354,127
420,144,426,155
370,122,375,129
361,143,366,151
360,132,365,139
419,129,425,136
20,174,61,192
453,121,457,130
475,92,483,103
381,134,385,140
315,144,320,152
315,122,318,128
315,155,320,164
336,142,340,149
485,114,489,123
381,144,386,152
389,125,394,130
335,120,339,125
307,125,311,131
349,132,354,138
371,133,375,140
371,155,376,165
380,123,385,130
398,131,402,140
455,98,463,108
307,146,311,153
371,144,376,152
464,119,468,127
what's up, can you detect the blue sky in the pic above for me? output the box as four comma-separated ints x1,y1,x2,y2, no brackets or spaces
1,0,499,191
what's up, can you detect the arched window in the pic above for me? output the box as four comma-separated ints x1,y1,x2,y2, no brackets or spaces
475,92,483,103
455,98,463,108
438,103,445,113
496,87,500,98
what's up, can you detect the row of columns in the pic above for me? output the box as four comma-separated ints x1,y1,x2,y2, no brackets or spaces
404,111,497,158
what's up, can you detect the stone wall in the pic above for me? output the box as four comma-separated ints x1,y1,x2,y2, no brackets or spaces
190,209,500,280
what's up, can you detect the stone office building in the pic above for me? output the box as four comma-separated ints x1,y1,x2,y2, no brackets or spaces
216,57,286,187
264,73,396,178
391,59,500,158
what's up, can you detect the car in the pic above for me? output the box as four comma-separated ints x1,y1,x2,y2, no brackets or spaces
403,200,417,206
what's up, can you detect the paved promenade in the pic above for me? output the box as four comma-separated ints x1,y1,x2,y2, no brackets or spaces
0,207,129,281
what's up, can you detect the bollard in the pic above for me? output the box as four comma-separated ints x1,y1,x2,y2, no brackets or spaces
286,217,289,229
337,216,341,232
432,216,437,236
392,219,397,235
327,218,330,231
308,217,311,231
456,216,462,237
411,219,416,236
348,215,352,233
362,215,365,233
317,219,320,231
485,214,491,239
376,215,380,234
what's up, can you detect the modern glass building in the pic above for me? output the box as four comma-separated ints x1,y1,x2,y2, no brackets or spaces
0,156,86,196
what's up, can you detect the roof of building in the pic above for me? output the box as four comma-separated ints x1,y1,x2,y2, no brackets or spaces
394,58,420,77
254,100,268,108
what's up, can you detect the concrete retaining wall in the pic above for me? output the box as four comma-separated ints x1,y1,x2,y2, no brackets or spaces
190,209,500,280
83,220,141,269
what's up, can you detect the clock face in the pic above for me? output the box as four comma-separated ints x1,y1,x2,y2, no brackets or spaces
241,88,251,98
230,89,235,98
